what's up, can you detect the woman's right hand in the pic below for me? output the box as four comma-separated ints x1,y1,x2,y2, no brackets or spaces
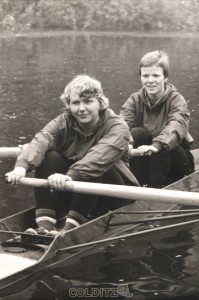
47,173,73,192
5,167,26,185
137,145,158,156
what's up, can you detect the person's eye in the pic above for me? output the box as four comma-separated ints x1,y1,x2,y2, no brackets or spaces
72,101,79,105
85,99,93,103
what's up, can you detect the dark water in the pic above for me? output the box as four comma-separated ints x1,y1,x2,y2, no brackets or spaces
0,32,199,299
1,220,199,300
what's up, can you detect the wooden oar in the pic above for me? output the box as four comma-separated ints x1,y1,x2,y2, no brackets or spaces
0,147,21,157
0,147,143,158
1,146,199,206
16,177,199,207
1,146,199,163
56,218,199,254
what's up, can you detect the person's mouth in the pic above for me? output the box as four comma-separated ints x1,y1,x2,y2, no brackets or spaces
147,85,156,88
78,114,89,118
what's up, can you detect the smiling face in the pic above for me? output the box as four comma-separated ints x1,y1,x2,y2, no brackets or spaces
140,65,168,101
69,89,101,130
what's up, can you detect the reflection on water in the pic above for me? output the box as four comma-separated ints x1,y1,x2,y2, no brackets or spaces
58,223,199,299
2,221,199,299
0,32,199,299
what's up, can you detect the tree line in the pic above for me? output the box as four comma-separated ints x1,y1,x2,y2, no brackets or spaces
0,0,199,32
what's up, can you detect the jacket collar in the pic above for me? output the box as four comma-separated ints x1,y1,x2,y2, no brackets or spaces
140,82,177,108
71,111,104,136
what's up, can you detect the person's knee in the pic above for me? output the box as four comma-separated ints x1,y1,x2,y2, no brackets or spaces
35,150,66,178
45,150,62,161
100,167,125,185
131,127,151,147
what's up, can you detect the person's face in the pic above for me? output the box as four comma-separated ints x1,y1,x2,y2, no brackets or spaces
69,90,100,128
140,65,167,100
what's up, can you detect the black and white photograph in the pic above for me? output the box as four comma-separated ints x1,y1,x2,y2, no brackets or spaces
0,1,199,299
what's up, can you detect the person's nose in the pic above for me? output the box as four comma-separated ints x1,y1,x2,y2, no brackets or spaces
148,75,154,83
79,102,86,111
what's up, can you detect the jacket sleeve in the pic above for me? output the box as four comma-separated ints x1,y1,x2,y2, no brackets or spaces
67,121,131,181
120,95,137,130
152,95,190,151
15,115,66,170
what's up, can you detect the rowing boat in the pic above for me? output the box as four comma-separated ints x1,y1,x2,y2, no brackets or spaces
0,148,199,298
0,174,199,298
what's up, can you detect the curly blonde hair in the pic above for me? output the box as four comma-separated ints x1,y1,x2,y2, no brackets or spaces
60,75,109,110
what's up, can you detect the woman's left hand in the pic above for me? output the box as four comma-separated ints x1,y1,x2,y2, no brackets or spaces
47,173,72,192
137,145,158,156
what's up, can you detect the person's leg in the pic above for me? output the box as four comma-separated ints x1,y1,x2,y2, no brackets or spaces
165,146,195,185
131,127,152,148
63,167,133,230
130,127,151,186
131,128,171,188
89,167,132,218
64,193,98,230
148,151,171,188
34,150,71,232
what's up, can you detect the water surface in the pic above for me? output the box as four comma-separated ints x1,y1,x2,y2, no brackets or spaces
0,31,199,300
0,32,199,216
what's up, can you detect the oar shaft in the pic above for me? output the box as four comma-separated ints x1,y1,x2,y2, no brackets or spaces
0,147,141,158
0,147,21,157
0,147,198,160
18,177,199,207
56,218,199,253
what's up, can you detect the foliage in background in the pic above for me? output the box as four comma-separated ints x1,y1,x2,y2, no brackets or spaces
0,0,199,32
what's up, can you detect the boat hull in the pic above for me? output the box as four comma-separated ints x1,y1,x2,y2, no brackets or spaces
0,170,199,297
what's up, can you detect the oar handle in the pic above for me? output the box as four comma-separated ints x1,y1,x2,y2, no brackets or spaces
129,149,143,156
17,177,199,207
0,147,142,158
0,147,197,159
0,147,21,157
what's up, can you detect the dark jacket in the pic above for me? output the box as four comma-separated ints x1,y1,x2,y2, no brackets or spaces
15,108,139,186
120,82,193,151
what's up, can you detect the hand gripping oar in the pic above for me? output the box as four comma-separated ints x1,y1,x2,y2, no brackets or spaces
0,147,143,158
2,146,199,206
13,177,199,207
0,146,198,161
0,147,153,158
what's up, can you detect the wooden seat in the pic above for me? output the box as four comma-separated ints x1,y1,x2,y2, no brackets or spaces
0,253,37,280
